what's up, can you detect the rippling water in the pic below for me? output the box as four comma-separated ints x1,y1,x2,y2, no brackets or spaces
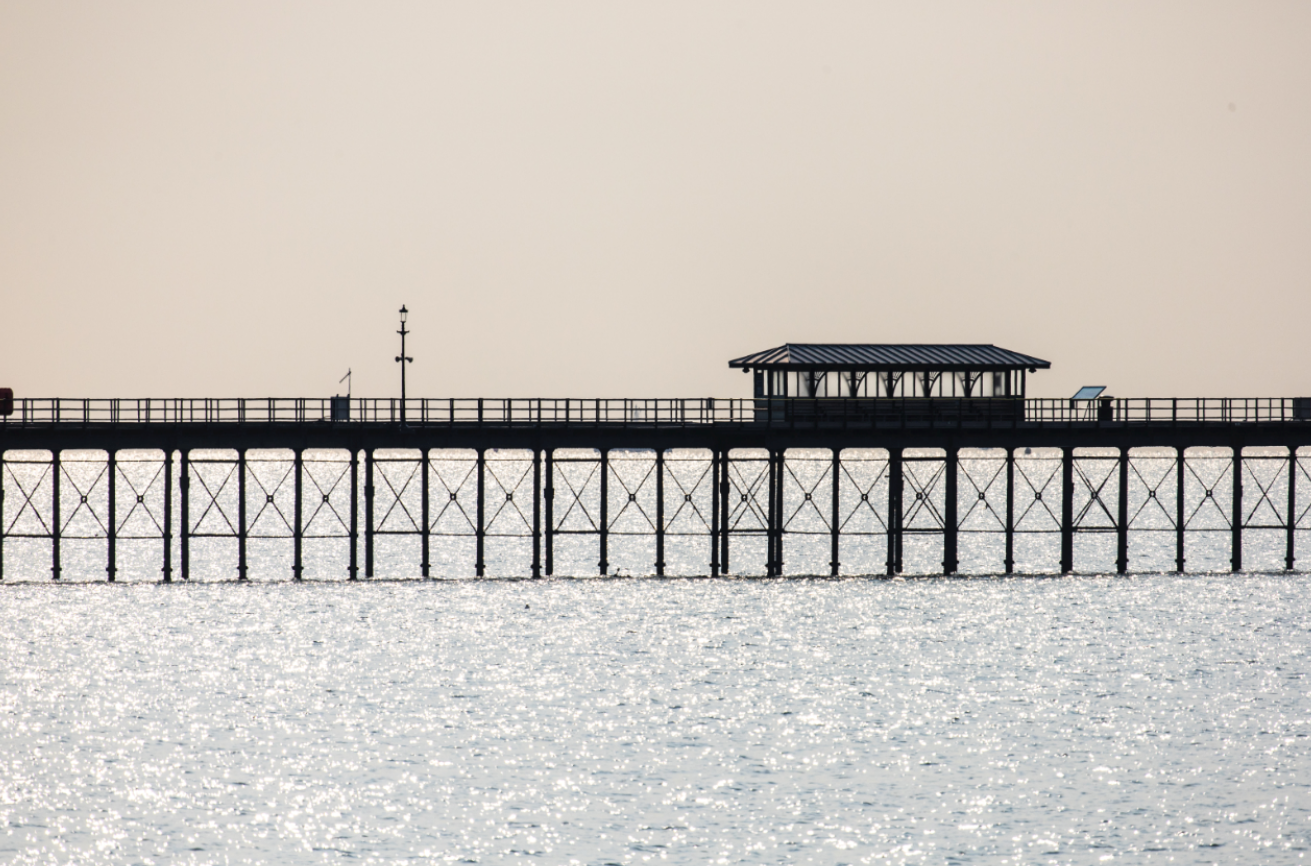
2,570,1309,864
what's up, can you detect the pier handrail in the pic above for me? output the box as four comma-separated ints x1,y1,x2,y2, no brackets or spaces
1,396,1308,429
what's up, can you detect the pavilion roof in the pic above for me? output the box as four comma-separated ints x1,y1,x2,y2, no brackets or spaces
728,344,1051,372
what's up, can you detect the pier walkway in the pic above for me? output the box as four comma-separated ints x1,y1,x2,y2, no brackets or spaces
2,396,1309,581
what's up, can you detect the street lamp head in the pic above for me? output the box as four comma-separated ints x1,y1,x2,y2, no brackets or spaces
399,305,408,324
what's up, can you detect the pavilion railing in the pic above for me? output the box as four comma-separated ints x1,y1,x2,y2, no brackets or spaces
1,397,1309,429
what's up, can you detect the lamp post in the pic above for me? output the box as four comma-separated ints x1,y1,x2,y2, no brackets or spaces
396,305,412,424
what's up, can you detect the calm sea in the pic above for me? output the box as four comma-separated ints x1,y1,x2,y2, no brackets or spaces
2,453,1309,864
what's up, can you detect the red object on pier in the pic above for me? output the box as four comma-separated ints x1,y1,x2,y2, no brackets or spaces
0,388,12,416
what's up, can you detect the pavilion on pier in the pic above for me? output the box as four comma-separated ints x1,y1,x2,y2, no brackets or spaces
728,344,1051,400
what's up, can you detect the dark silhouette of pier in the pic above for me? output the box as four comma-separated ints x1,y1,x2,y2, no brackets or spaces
2,394,1308,582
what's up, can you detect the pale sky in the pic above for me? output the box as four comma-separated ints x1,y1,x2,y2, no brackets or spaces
2,1,1309,400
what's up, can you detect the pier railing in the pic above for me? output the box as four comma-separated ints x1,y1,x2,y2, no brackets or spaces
2,397,1309,429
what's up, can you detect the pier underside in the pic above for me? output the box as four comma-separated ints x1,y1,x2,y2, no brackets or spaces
3,423,1308,581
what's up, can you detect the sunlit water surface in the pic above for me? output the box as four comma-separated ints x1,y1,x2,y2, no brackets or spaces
2,563,1309,865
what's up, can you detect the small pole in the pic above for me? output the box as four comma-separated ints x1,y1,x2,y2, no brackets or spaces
544,449,554,576
598,449,609,576
531,448,541,578
364,449,374,578
396,306,412,426
476,449,486,577
52,449,61,580
944,447,958,575
349,449,359,580
237,449,247,580
830,448,840,576
107,450,117,582
1288,448,1297,571
1231,445,1243,573
163,449,173,583
710,449,720,576
1004,448,1015,574
1176,446,1186,573
180,450,189,580
1116,447,1129,574
293,449,303,580
1061,447,1074,574
655,449,665,576
421,448,430,577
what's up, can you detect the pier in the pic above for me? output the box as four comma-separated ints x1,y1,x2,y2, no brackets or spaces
2,344,1309,581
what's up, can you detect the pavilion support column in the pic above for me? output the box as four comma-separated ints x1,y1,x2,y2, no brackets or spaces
1116,447,1129,575
51,450,61,581
163,449,173,583
655,449,665,576
237,449,246,581
1287,448,1297,571
1231,446,1243,573
943,447,958,575
179,450,189,580
598,449,608,576
710,450,720,577
1004,448,1015,574
293,449,303,581
421,448,430,578
544,449,554,576
887,448,903,576
1175,446,1186,573
364,449,374,578
348,449,359,580
107,450,117,582
1060,447,1074,574
830,448,840,576
476,449,486,578
531,448,542,578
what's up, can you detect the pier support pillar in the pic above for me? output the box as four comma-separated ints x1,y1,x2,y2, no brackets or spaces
830,448,840,576
532,448,542,578
179,450,189,580
476,449,486,577
710,450,720,577
598,449,608,576
767,449,783,576
720,449,730,574
943,447,958,575
237,449,247,581
0,450,4,581
655,449,665,576
887,448,903,576
421,449,430,578
52,450,60,581
544,449,554,576
107,450,117,582
1116,447,1129,574
1060,447,1074,574
1176,447,1186,573
1288,448,1298,571
1231,446,1243,573
1004,448,1015,574
163,449,173,583
348,450,359,580
364,449,374,578
293,449,303,581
